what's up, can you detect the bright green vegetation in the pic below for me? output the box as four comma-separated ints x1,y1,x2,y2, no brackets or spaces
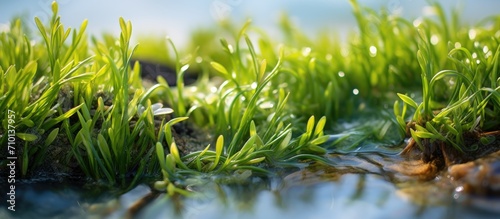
393,3,500,155
1,0,500,192
0,3,168,185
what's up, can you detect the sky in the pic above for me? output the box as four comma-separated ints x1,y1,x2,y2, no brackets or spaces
1,0,500,46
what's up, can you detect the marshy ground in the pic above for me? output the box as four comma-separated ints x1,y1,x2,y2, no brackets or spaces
1,1,500,218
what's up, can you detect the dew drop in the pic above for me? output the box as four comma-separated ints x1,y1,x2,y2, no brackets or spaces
260,101,274,109
413,18,423,27
341,48,349,57
302,47,311,56
483,46,489,54
210,86,217,93
468,29,476,40
369,46,377,57
486,51,492,58
353,89,359,95
251,82,257,89
430,35,439,45
325,54,332,61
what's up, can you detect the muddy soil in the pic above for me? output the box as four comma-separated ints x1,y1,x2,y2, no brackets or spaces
401,130,500,172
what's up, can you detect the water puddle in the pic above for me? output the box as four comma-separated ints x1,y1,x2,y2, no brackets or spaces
5,151,498,219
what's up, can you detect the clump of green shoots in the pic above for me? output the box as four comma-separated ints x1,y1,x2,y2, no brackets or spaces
154,25,331,191
0,3,91,177
0,2,182,185
147,0,500,189
394,2,500,162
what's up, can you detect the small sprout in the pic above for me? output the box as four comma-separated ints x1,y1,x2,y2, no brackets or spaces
248,157,265,164
306,116,315,135
44,128,59,146
210,61,229,75
314,116,327,137
308,145,327,154
165,154,176,175
154,180,168,191
480,136,495,145
17,133,38,142
167,183,175,196
234,169,252,181
209,135,224,171
397,93,418,109
310,135,330,145
170,141,188,169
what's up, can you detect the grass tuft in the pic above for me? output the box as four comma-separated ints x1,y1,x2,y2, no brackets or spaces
1,1,499,190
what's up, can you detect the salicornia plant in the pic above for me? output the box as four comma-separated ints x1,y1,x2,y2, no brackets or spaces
154,26,331,187
395,3,500,163
0,2,183,185
1,0,499,191
1,3,90,176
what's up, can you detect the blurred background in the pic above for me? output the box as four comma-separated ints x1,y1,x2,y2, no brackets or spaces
1,0,500,47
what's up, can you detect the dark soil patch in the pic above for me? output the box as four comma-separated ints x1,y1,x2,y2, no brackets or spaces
400,130,500,180
0,60,208,182
0,116,210,182
131,59,198,86
170,122,212,156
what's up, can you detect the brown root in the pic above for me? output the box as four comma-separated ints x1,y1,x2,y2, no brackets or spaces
389,159,439,181
399,129,500,180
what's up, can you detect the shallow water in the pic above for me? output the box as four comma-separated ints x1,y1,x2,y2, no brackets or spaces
3,152,499,219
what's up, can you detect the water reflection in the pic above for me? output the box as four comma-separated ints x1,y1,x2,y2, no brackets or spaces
136,173,450,219
132,153,500,219
0,181,121,219
3,157,500,219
